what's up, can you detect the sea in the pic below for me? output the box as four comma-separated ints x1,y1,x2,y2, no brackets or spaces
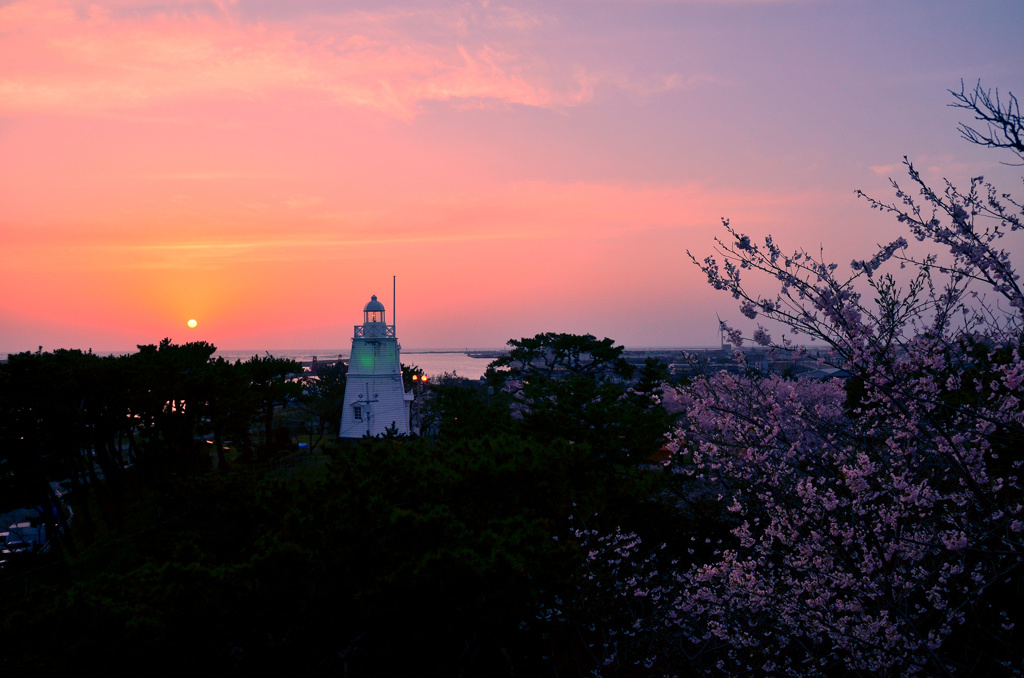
214,349,497,381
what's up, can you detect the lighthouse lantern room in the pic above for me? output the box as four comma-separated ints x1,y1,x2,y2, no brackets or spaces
339,295,413,438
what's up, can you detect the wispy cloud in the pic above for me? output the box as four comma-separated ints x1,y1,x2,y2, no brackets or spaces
0,0,632,119
0,178,830,272
869,164,900,177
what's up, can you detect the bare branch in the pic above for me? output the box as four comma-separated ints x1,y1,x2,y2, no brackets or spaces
950,79,1024,165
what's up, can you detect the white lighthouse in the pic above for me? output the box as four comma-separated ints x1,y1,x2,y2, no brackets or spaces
338,294,413,438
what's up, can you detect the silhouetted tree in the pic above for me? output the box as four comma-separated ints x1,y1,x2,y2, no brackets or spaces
241,354,302,456
128,339,218,476
419,372,513,440
486,333,670,463
201,357,257,468
487,332,634,382
297,359,347,448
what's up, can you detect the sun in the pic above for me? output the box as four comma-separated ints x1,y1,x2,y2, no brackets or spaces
187,319,198,329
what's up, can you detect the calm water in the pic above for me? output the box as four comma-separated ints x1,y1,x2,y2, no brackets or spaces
402,353,494,380
214,349,495,380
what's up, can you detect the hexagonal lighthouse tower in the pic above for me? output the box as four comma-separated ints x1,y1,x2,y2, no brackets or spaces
338,294,413,438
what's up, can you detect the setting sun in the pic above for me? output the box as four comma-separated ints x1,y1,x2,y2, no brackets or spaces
187,319,198,329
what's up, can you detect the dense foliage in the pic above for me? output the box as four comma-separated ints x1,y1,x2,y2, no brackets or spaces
1,434,672,675
485,332,673,464
1,336,675,675
0,343,304,547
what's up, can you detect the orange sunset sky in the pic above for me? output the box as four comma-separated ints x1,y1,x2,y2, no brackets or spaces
2,0,1023,353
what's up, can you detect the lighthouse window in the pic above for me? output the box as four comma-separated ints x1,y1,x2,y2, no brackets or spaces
353,405,363,421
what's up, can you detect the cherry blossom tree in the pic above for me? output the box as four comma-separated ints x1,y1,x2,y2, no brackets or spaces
567,83,1024,676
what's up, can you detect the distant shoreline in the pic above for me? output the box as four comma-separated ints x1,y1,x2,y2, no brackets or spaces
1,346,761,366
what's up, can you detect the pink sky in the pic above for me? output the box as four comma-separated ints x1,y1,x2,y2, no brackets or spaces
2,0,1023,353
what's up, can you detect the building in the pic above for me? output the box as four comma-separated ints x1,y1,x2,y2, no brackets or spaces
338,295,413,438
